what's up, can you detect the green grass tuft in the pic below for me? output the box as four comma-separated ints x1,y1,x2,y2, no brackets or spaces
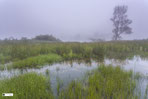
0,72,54,99
8,54,62,69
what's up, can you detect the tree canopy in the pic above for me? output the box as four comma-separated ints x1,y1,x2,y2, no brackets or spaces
111,5,132,40
33,34,61,42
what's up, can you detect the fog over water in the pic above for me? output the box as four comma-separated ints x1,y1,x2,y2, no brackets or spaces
0,0,148,41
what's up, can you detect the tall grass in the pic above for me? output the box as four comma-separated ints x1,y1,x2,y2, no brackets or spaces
144,85,148,99
1,40,148,64
59,65,139,99
0,72,54,99
1,41,148,65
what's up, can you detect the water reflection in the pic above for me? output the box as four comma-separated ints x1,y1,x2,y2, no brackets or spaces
105,56,148,75
0,56,148,98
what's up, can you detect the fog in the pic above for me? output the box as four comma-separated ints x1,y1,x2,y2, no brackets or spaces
0,0,148,41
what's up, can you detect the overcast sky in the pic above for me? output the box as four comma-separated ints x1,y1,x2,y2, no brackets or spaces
0,0,148,41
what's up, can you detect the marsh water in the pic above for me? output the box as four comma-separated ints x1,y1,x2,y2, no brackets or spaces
0,56,148,98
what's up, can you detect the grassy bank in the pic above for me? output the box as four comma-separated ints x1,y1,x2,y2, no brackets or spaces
59,65,139,99
7,54,62,69
0,73,54,99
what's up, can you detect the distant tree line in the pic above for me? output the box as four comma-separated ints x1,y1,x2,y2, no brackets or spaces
33,34,61,42
0,34,62,42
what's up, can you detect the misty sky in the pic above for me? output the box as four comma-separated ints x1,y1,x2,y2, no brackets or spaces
0,0,148,41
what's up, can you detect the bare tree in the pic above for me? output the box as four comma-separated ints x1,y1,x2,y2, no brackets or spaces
111,5,132,40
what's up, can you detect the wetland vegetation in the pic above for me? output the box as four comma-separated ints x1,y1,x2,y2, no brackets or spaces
59,65,139,99
0,0,148,98
0,40,148,99
0,65,147,99
0,40,148,66
0,73,54,99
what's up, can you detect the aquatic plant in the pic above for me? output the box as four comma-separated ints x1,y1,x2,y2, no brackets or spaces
92,45,104,61
59,65,138,99
8,54,62,69
45,69,50,76
144,84,148,99
0,64,5,70
0,72,54,99
0,40,148,64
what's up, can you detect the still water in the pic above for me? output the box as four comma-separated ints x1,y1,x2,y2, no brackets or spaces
0,56,148,98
